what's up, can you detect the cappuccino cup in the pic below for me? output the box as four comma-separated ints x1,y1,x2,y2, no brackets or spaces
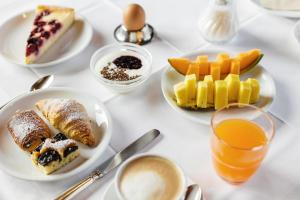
115,154,186,200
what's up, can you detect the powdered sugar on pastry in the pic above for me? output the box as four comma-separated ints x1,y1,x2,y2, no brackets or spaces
41,98,87,122
8,110,45,141
42,138,76,150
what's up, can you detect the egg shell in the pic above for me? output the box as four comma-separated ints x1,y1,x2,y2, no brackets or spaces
123,4,145,31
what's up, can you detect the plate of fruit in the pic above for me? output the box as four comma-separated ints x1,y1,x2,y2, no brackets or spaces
161,49,276,125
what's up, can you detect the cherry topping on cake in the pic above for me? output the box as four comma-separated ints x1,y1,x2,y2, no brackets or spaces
50,22,62,34
26,9,63,57
34,21,46,27
41,10,50,17
48,20,56,25
26,44,38,56
41,31,50,39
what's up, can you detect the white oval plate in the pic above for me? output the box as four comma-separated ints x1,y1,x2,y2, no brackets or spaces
0,88,112,181
250,0,300,18
161,49,276,125
0,10,93,68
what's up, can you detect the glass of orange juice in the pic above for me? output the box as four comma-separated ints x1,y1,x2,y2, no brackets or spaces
211,103,275,184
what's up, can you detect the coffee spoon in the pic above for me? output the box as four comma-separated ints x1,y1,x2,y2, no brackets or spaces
184,184,203,200
0,75,54,110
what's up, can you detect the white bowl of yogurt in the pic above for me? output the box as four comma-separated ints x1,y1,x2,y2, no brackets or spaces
90,43,152,93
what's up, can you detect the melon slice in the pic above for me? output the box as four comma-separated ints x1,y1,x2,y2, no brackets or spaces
236,49,262,71
214,80,228,110
230,60,241,74
210,62,221,81
217,53,231,74
187,63,200,80
196,55,210,75
168,58,190,75
168,49,263,77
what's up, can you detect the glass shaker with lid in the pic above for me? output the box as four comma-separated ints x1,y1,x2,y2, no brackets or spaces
198,0,239,44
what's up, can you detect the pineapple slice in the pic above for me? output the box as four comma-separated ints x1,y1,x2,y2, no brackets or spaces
174,82,188,106
238,81,252,104
210,62,221,80
204,75,214,104
230,60,240,74
246,78,260,103
217,53,231,74
185,74,197,102
214,80,228,110
196,55,210,75
197,81,208,108
225,74,240,102
187,63,200,80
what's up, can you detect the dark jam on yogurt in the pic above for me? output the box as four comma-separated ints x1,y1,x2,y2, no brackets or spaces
99,55,143,81
113,56,142,70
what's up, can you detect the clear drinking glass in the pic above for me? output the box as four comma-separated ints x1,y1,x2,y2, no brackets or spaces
210,103,275,184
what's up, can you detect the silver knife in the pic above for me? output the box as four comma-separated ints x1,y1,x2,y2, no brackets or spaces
54,129,160,200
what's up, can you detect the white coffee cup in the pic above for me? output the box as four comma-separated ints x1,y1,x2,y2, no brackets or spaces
115,153,187,200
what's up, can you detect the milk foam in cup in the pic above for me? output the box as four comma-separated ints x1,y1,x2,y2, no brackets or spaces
115,154,186,200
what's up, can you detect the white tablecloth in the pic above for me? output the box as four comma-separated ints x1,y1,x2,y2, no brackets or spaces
0,0,299,199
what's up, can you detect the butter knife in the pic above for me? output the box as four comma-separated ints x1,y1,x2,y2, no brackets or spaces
54,129,160,200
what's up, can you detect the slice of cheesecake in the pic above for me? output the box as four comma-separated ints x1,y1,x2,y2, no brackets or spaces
25,5,75,64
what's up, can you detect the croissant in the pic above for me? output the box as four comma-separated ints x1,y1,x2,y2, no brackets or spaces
35,99,95,146
7,110,51,152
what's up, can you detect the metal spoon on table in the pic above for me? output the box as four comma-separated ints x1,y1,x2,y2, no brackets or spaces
185,184,203,200
0,75,54,110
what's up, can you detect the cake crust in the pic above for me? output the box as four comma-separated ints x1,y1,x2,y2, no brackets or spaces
37,5,74,13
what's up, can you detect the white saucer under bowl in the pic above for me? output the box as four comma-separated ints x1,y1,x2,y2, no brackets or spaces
161,49,276,125
0,87,112,181
0,10,93,68
250,0,300,18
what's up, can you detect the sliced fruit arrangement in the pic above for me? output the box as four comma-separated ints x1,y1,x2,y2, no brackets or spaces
168,49,263,79
173,74,260,110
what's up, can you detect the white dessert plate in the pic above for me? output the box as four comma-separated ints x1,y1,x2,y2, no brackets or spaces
0,10,93,68
0,88,112,181
250,0,300,18
161,49,276,125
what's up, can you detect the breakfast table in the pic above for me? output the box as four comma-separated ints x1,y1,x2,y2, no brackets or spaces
0,0,300,199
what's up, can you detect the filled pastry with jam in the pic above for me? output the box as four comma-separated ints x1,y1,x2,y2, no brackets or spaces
32,133,79,175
